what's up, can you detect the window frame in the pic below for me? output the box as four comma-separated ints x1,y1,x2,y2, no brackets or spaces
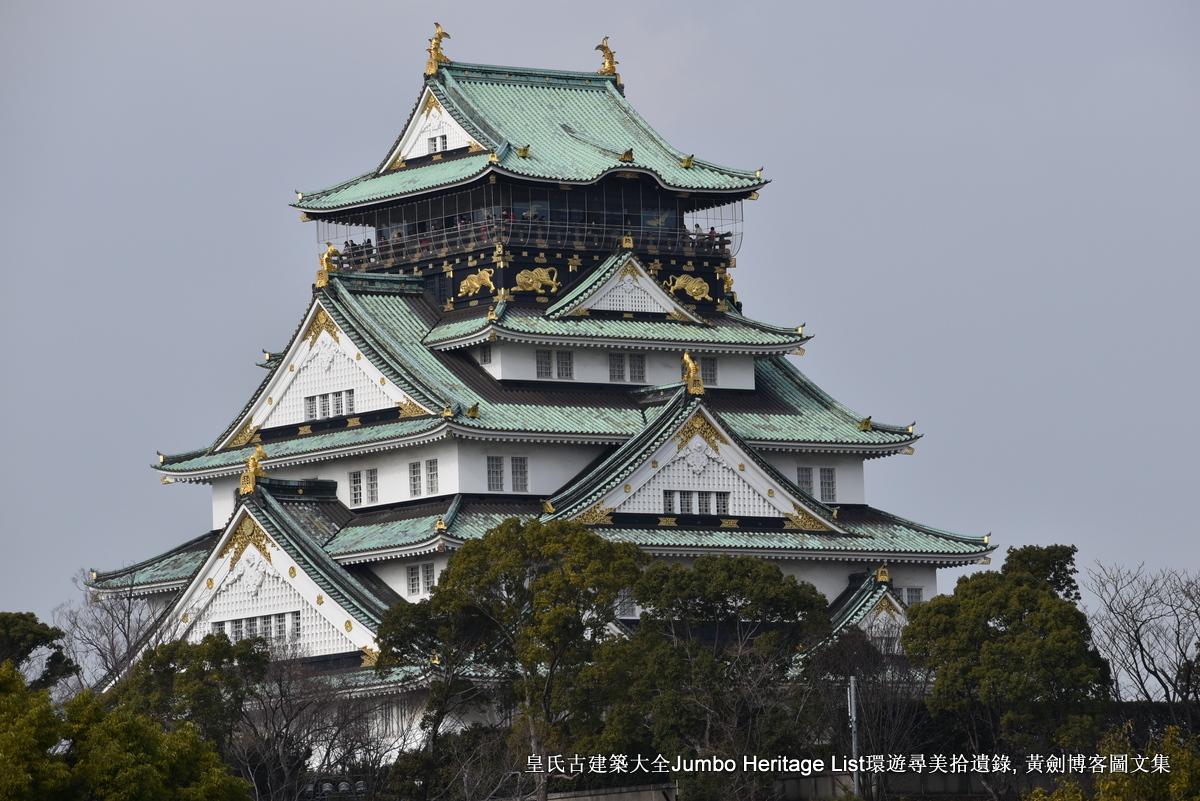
409,461,422,497
425,459,438,494
511,456,528,492
555,350,574,380
349,470,363,507
535,349,553,379
819,467,837,503
486,455,505,491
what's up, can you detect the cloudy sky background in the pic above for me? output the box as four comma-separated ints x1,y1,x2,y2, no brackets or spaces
2,1,1197,620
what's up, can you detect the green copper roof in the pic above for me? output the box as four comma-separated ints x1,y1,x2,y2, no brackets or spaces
90,530,219,592
295,62,763,212
425,306,805,352
827,573,898,635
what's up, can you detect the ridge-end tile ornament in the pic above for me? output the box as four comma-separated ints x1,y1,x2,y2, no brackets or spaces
681,353,707,397
424,22,451,76
315,242,340,288
595,35,620,85
238,444,268,495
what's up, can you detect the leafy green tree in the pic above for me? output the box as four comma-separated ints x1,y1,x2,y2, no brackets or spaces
902,545,1110,801
115,633,269,757
0,610,79,690
380,517,644,801
1005,544,1083,602
578,556,830,801
0,660,250,801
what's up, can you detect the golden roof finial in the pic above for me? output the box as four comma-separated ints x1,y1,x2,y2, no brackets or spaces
595,35,619,77
858,416,873,432
425,22,451,76
875,564,890,584
682,351,704,395
435,516,447,532
238,444,268,496
316,241,340,288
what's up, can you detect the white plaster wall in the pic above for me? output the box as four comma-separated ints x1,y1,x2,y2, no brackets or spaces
456,440,606,495
482,342,756,389
397,102,476,160
211,476,239,529
260,338,394,429
371,553,453,600
761,453,866,504
267,439,460,509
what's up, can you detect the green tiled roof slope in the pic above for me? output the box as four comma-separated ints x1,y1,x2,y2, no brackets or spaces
295,62,763,211
90,530,219,591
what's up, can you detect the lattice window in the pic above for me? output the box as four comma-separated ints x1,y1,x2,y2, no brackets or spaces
700,356,718,385
275,613,288,639
697,491,712,515
332,391,344,417
679,491,693,514
305,396,317,420
425,459,438,494
615,588,635,618
409,462,422,497
349,471,363,506
366,468,379,504
716,491,730,515
211,621,224,636
629,354,646,383
535,350,553,379
905,587,924,606
797,467,814,496
422,563,436,593
345,389,354,414
487,456,504,491
319,394,330,418
556,351,574,380
245,617,258,638
407,565,420,596
479,343,492,365
511,457,528,492
291,611,301,638
819,467,837,503
662,490,675,514
609,353,626,382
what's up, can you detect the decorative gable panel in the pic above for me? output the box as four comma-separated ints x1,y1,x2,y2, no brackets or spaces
260,336,394,428
561,254,703,322
384,92,481,170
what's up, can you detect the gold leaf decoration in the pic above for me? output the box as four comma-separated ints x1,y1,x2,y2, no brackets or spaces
397,397,428,418
304,307,339,346
784,504,831,532
220,517,274,569
573,503,614,526
674,412,729,453
228,422,259,449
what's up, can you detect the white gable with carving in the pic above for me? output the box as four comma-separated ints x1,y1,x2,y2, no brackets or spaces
259,335,395,428
573,255,703,320
165,512,377,658
383,91,481,169
601,407,834,528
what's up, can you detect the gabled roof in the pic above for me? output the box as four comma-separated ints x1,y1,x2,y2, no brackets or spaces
425,305,806,353
543,251,705,322
828,571,908,636
545,387,842,531
90,530,220,596
295,62,764,213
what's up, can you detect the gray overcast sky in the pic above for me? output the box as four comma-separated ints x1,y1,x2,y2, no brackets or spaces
1,1,1197,621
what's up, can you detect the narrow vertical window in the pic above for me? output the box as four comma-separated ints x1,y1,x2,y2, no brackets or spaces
407,565,421,596
245,617,258,638
535,349,553,379
319,393,330,419
260,615,273,640
797,467,814,496
275,613,287,639
628,353,646,383
819,467,837,503
366,468,379,503
697,492,712,515
511,456,528,492
305,396,317,420
662,490,675,514
231,619,244,640
427,136,438,154
487,456,504,491
425,459,438,494
615,588,635,618
345,389,354,414
556,351,574,379
679,491,693,515
409,462,422,496
349,470,363,506
291,611,301,639
608,353,626,382
700,356,718,385
479,343,492,365
439,134,447,151
715,491,730,515
422,562,436,592
332,391,344,417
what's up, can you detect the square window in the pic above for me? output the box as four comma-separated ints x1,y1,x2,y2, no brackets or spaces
408,565,421,596
425,459,438,494
366,468,379,504
797,467,814,496
422,562,436,592
511,457,528,492
819,467,837,503
679,491,693,515
535,350,553,379
409,462,422,496
700,356,718,385
345,389,354,414
211,621,224,636
479,343,492,365
905,587,924,606
487,455,504,491
349,471,363,506
608,353,626,382
556,351,574,380
716,491,730,515
305,396,317,420
628,354,646,383
662,490,675,514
